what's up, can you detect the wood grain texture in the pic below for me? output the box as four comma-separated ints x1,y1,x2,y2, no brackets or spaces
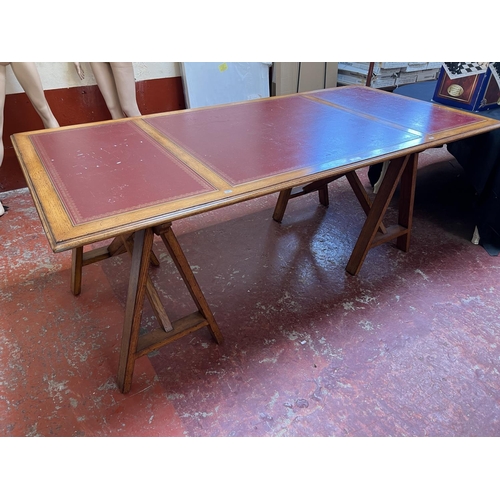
12,86,500,253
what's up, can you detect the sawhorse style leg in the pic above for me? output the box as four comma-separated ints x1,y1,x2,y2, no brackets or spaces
273,170,387,234
345,153,418,276
117,228,156,393
273,174,343,223
117,223,223,393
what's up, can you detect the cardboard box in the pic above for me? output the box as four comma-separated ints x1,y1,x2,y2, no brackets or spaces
395,72,418,86
338,62,443,89
403,62,428,72
432,62,497,111
371,76,397,88
338,62,371,72
339,62,403,76
338,64,398,88
339,62,441,89
426,62,443,70
338,69,395,87
337,70,366,86
375,62,406,69
416,68,440,82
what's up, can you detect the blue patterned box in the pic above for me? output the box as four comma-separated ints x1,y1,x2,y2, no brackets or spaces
432,62,499,111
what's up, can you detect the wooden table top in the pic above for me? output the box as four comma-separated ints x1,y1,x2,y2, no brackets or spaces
12,86,500,252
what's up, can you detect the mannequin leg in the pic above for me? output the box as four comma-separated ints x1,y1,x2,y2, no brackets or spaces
0,69,4,215
0,64,6,167
110,62,141,117
10,63,59,129
90,62,125,119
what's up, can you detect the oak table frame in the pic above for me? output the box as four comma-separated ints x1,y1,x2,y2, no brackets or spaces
12,86,500,393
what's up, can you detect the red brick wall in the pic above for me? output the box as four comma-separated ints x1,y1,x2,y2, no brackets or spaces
1,76,186,191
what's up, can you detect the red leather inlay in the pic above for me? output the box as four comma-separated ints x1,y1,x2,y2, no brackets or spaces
314,87,485,134
145,95,423,186
30,121,216,225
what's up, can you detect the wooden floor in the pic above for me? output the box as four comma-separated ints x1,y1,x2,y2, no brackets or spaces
1,147,499,438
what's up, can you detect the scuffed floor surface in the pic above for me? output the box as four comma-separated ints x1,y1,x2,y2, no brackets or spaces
1,147,499,436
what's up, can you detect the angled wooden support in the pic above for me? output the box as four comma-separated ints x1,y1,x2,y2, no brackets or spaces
396,153,418,252
272,188,293,223
272,173,344,222
345,171,387,234
272,169,387,234
117,223,223,393
154,223,223,346
70,235,160,296
119,234,173,333
117,228,156,393
345,153,418,276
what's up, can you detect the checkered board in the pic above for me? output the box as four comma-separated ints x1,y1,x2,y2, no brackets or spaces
443,62,489,80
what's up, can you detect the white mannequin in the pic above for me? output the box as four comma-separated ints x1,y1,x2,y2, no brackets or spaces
0,62,59,216
74,62,141,119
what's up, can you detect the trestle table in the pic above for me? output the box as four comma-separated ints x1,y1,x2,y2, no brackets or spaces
12,86,500,392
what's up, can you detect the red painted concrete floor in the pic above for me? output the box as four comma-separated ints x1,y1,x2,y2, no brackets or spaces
1,147,499,437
